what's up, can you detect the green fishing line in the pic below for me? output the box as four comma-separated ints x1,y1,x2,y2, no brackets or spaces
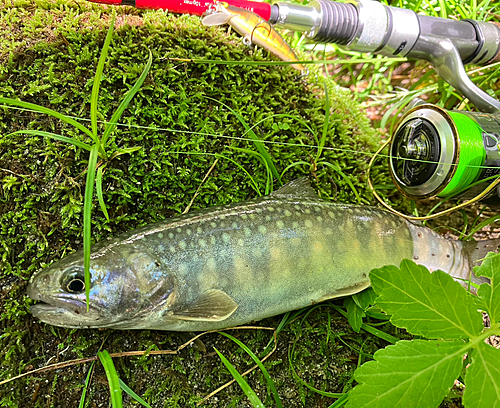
439,112,485,197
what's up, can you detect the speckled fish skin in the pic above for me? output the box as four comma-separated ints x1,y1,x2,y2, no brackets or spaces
28,179,472,331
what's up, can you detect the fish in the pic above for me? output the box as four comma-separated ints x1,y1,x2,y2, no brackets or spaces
27,178,497,331
202,3,305,72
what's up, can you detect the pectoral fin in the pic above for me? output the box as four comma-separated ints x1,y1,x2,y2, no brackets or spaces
171,289,238,321
202,12,232,27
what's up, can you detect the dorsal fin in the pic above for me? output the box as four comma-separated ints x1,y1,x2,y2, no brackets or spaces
270,178,319,200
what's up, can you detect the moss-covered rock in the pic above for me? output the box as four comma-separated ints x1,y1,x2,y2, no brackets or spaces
0,1,408,407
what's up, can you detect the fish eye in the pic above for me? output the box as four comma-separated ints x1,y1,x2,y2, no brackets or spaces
61,267,86,294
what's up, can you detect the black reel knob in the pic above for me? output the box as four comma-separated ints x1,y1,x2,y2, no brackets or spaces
391,118,441,188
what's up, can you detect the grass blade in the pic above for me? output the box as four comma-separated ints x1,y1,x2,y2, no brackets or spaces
214,347,265,408
315,80,330,162
97,350,123,408
204,96,281,185
101,49,153,145
78,361,95,408
119,378,152,408
96,166,109,222
91,14,116,139
0,97,94,140
84,145,99,310
319,161,361,203
219,332,282,408
8,130,92,151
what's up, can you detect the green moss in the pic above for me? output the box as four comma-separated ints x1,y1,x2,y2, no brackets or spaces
0,1,408,407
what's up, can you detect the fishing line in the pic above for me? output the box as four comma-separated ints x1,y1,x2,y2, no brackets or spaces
4,103,500,173
439,112,485,197
368,137,500,222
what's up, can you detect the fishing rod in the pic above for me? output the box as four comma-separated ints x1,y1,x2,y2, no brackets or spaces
88,0,500,204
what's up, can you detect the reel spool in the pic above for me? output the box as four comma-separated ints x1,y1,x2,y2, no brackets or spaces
389,104,500,202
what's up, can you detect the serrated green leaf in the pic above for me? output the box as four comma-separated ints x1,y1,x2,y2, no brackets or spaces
344,297,364,333
474,252,500,323
463,341,500,408
348,340,465,408
371,260,483,339
352,288,378,310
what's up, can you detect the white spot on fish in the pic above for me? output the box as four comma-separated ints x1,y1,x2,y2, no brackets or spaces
284,210,292,217
316,216,323,222
244,227,252,237
294,205,301,210
232,222,239,229
186,229,192,236
270,247,281,259
176,228,182,233
305,209,311,214
210,222,217,228
179,241,187,250
197,227,203,234
238,238,245,247
222,233,231,243
276,220,284,229
328,211,335,218
258,225,267,234
206,257,216,271
158,233,164,239
241,214,248,220
211,236,216,245
265,215,271,222
268,207,275,212
292,222,299,228
199,239,207,248
169,246,176,253
168,232,174,239
305,220,313,228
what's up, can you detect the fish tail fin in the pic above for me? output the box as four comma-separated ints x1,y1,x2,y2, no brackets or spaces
464,238,500,285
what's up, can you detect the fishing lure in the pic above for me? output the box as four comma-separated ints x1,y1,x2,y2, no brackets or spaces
202,2,305,71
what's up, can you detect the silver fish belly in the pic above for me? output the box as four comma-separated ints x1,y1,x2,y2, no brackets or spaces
27,179,473,331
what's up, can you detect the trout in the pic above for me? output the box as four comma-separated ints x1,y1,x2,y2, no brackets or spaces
202,3,305,71
27,178,495,331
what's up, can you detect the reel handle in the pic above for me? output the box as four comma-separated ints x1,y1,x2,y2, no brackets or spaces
272,0,500,113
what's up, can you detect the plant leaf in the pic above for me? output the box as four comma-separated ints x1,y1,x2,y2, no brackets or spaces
348,340,465,408
220,332,283,408
214,347,264,408
352,288,378,310
84,145,99,310
96,166,109,222
91,14,115,139
101,49,153,145
8,130,92,151
463,341,500,408
474,252,500,323
344,297,364,333
204,96,281,185
97,350,123,408
78,361,95,408
0,97,94,140
370,260,483,339
119,378,152,408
